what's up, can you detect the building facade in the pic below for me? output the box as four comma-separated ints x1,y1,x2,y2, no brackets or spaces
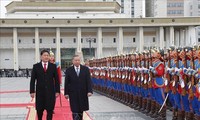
0,0,200,70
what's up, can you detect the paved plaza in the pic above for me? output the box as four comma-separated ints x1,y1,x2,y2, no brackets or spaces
0,77,173,120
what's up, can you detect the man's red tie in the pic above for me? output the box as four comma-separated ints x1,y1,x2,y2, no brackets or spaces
44,63,47,72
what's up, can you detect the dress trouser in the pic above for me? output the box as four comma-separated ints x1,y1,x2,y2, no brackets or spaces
37,110,53,120
72,112,83,120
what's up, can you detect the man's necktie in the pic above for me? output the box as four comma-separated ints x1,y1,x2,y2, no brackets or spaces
76,67,79,76
44,63,47,72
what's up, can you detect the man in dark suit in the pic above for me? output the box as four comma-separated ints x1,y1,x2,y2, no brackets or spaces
30,49,60,120
64,55,93,120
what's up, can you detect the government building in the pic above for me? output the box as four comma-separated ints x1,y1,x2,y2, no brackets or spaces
0,0,200,70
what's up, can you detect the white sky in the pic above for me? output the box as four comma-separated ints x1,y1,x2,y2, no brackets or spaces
0,0,22,18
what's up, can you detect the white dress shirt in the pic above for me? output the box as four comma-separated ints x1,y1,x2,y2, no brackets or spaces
42,61,48,70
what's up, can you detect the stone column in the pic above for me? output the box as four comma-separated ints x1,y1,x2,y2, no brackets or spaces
117,27,123,54
138,27,144,52
97,27,103,58
180,29,185,47
159,26,164,49
13,28,19,70
35,28,40,63
170,26,174,46
56,27,61,65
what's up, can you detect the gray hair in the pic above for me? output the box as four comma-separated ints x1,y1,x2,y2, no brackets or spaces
72,54,80,60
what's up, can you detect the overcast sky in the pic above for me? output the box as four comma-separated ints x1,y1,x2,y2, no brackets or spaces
0,0,22,18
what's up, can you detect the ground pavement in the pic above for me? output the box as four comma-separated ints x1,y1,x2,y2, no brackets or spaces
0,77,172,120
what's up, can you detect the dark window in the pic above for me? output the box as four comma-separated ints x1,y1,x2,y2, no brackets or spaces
40,39,42,43
94,38,96,43
73,38,76,43
53,38,56,43
153,37,156,42
33,39,35,43
102,38,103,43
133,38,135,42
18,39,21,43
198,38,200,42
113,38,116,43
60,38,62,43
81,38,83,43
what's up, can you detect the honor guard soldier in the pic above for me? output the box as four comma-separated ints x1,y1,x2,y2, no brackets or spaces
193,45,200,120
150,48,166,120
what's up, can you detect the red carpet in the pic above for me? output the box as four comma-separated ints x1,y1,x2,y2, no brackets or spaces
36,94,73,120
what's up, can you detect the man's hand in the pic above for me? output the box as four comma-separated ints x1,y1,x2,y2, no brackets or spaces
87,92,93,97
30,93,35,98
55,93,60,98
65,95,69,99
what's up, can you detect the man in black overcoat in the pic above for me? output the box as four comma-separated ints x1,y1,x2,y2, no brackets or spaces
30,49,60,120
64,55,93,120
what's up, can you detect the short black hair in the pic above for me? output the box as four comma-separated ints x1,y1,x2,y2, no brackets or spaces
40,49,50,56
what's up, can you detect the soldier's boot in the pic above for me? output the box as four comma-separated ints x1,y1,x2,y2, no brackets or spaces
107,88,109,95
155,105,166,120
126,93,129,105
144,99,151,115
114,90,117,99
101,86,104,93
120,92,125,103
124,92,127,104
118,91,122,102
136,96,142,110
181,110,185,120
124,93,128,105
105,87,108,94
115,90,118,100
131,95,136,108
185,112,194,120
129,94,133,107
127,93,131,106
172,108,178,120
177,110,185,120
134,95,139,110
118,91,121,101
194,114,200,120
111,89,114,98
134,95,139,108
108,88,111,97
112,90,115,99
126,93,131,106
140,98,147,113
98,85,101,92
151,102,159,118
148,100,155,116
102,86,104,93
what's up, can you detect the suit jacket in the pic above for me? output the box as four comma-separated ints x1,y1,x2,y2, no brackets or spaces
30,62,60,110
64,65,93,112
